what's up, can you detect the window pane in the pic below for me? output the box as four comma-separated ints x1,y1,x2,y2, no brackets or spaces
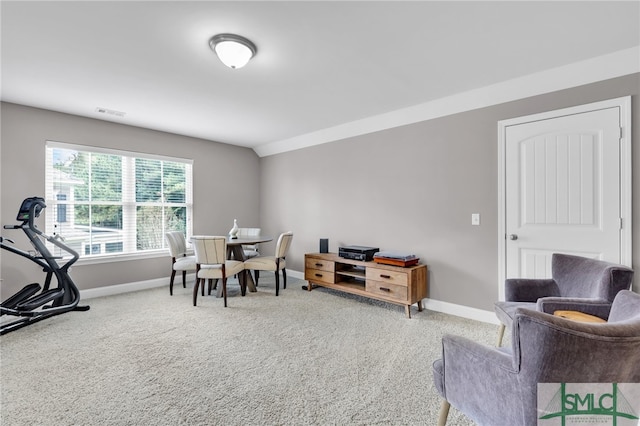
62,205,123,257
164,162,186,203
85,244,101,255
86,205,123,257
91,154,122,202
56,194,67,222
54,203,90,257
53,149,90,202
51,213,83,258
136,158,162,202
91,205,122,229
137,206,163,250
75,204,90,226
105,241,123,253
165,206,186,235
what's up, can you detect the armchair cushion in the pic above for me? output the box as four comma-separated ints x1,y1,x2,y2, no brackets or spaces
494,301,536,329
552,254,633,300
608,290,640,323
505,278,559,302
536,297,612,319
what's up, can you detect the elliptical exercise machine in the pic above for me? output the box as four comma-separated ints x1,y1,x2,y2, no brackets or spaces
1,197,89,335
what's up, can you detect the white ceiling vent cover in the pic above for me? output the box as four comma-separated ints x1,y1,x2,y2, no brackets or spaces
95,107,126,117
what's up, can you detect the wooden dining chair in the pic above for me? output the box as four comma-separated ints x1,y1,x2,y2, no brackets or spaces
244,231,293,296
190,236,246,307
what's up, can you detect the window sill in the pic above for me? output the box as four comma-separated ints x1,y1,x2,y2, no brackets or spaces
73,250,168,266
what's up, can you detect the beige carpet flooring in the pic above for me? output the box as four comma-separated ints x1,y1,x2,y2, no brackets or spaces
1,275,497,425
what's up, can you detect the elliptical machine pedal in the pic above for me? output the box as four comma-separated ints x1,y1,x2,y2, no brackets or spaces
16,288,65,312
0,283,41,312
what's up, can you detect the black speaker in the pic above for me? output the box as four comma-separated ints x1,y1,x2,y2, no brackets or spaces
319,238,329,253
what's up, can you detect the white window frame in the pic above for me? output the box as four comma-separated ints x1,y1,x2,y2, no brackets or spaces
45,141,193,264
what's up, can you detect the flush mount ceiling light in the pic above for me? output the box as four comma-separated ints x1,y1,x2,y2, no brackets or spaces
209,33,257,69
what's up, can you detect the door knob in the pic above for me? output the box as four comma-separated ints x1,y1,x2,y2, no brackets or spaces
509,234,518,240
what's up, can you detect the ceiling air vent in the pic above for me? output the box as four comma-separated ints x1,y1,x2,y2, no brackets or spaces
95,107,126,118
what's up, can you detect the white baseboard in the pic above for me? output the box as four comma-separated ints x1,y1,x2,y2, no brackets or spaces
290,269,499,324
80,269,499,325
80,273,196,300
421,298,499,325
287,270,304,280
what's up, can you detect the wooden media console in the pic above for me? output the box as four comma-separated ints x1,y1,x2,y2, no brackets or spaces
304,253,428,318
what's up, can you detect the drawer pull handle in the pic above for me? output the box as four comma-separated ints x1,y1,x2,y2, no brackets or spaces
380,274,391,279
315,263,323,267
379,287,391,292
315,273,323,277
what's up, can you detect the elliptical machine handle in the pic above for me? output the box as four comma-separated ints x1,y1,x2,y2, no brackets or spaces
26,198,47,235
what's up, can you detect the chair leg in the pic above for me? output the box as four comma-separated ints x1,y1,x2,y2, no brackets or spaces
496,323,506,347
438,400,451,426
222,277,228,307
282,268,287,289
170,270,176,295
208,279,214,295
193,278,200,306
255,270,260,287
182,270,187,288
274,271,279,296
240,270,247,296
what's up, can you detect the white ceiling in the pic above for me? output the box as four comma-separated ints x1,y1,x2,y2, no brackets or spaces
2,1,639,154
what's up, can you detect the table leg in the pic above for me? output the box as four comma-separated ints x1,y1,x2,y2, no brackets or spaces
230,245,257,292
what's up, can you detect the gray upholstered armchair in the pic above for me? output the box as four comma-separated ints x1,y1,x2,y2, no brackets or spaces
494,253,633,346
433,290,640,426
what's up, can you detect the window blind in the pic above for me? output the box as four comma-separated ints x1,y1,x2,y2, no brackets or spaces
45,141,193,259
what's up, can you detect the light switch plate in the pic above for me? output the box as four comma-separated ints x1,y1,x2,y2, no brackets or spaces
472,213,480,226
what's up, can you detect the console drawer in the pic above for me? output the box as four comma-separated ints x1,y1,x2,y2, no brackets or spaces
366,267,408,287
366,280,408,301
305,268,335,284
305,257,335,273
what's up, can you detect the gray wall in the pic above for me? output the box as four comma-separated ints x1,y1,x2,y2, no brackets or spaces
0,103,260,296
259,73,640,311
1,74,638,312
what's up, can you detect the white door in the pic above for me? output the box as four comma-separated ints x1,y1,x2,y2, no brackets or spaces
498,97,632,292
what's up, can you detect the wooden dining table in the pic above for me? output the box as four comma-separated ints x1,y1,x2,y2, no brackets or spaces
225,235,273,293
